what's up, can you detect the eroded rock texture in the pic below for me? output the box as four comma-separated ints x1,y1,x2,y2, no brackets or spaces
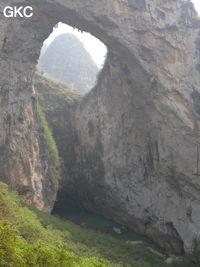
1,0,200,253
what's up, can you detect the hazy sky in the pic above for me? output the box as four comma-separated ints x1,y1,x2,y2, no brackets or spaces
44,1,200,68
44,23,107,68
192,0,200,14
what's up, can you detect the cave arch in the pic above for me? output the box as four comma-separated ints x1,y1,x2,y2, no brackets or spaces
1,0,200,254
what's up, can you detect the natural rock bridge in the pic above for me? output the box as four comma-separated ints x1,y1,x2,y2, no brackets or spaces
1,0,200,254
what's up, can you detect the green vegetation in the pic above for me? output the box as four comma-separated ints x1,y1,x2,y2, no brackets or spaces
1,182,200,266
34,69,83,192
0,182,167,267
34,68,83,112
37,104,61,183
0,182,108,266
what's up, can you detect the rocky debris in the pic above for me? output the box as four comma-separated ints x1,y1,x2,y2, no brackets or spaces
165,255,181,264
147,247,165,258
125,240,143,245
80,222,87,227
112,227,122,235
126,240,166,259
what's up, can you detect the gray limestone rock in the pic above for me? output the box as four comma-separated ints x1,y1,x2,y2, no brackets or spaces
0,0,200,253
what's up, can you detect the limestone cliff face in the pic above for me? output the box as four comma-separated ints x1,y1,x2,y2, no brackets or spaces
1,0,200,254
34,71,82,197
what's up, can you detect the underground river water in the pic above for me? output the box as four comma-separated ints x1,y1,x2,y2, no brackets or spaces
54,210,160,248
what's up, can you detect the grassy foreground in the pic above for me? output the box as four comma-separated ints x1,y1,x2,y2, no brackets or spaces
0,182,200,266
0,182,164,266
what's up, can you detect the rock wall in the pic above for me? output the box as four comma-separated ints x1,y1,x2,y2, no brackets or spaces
66,53,190,254
1,0,200,253
34,70,82,209
0,1,59,211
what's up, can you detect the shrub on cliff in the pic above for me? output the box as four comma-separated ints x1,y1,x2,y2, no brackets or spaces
37,104,62,183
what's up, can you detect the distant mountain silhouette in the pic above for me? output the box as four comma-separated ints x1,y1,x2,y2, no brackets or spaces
38,34,99,93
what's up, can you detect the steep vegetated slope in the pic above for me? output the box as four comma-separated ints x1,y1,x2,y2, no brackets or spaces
0,182,170,267
2,181,200,266
38,33,99,93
